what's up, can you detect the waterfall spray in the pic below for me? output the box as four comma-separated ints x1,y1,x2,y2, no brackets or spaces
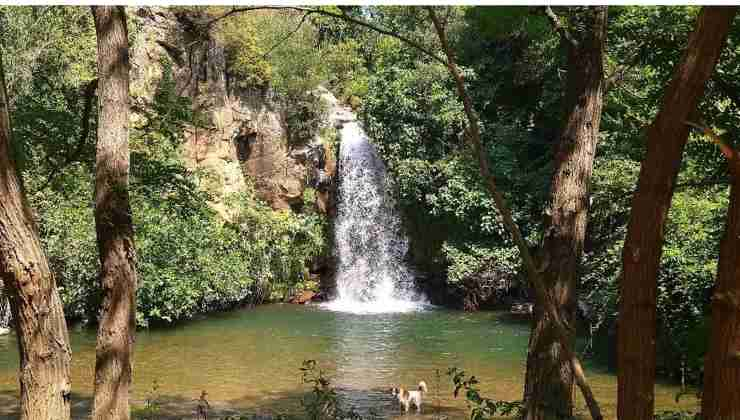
323,104,427,314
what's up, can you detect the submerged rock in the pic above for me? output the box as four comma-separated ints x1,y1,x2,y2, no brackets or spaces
510,302,534,315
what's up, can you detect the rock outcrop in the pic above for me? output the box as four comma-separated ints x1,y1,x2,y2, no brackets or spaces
129,7,337,218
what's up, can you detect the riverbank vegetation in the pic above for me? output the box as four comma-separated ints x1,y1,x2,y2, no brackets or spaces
0,4,739,420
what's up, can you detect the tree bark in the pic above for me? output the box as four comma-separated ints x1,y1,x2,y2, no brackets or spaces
0,45,72,420
617,7,737,420
427,7,603,420
524,7,607,420
700,128,740,420
91,6,138,420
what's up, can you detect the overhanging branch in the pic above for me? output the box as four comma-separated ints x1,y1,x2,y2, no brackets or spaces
204,6,448,67
544,6,578,48
262,12,310,58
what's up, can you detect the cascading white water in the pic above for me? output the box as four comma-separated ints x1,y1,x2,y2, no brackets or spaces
323,104,427,314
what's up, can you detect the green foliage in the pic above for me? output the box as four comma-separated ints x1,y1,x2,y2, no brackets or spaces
320,37,370,102
217,12,272,89
2,7,98,175
215,7,370,108
129,174,326,326
448,367,522,419
465,6,549,39
359,7,551,293
0,6,97,102
300,360,369,420
284,93,329,147
30,170,100,320
654,411,699,420
147,58,194,138
303,187,317,209
301,360,342,420
443,242,518,286
131,380,163,420
225,190,327,302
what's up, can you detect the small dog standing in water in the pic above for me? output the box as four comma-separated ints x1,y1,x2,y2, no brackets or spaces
391,381,428,413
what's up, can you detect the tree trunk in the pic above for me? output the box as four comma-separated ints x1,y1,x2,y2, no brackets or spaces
428,7,603,420
702,137,740,420
618,7,737,420
524,7,607,420
0,45,72,420
91,6,138,420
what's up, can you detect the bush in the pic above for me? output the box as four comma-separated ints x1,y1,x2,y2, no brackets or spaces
284,93,329,147
32,167,326,327
448,367,522,420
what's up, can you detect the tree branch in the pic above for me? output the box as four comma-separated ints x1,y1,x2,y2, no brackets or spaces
605,44,646,93
203,6,266,27
204,6,448,67
544,6,578,48
686,120,737,162
262,12,310,58
39,78,97,190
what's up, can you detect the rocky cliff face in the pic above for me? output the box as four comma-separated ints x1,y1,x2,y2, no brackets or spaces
129,7,336,218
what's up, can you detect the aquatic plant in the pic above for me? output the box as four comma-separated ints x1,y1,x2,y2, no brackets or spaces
300,360,371,420
448,367,523,420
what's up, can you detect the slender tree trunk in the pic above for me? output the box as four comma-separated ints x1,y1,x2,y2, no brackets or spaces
427,7,603,420
701,130,740,420
0,45,72,420
524,7,607,420
91,6,138,420
703,181,740,420
618,7,737,420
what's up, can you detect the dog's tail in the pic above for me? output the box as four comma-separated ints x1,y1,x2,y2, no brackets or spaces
418,381,428,393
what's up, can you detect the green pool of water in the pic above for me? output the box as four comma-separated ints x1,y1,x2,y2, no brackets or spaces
0,304,696,419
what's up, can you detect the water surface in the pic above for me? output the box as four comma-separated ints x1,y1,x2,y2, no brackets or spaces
0,304,696,419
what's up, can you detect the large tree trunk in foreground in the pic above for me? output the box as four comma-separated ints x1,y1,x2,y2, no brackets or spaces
0,46,72,420
618,7,737,420
91,6,138,420
702,131,740,420
524,7,607,420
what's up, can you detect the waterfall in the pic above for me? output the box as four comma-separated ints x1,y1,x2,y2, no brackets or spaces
322,97,427,313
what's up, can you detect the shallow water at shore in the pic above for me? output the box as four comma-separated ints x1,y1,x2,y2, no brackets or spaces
0,304,697,419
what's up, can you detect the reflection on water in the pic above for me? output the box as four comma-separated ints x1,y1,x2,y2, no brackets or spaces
0,304,696,419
